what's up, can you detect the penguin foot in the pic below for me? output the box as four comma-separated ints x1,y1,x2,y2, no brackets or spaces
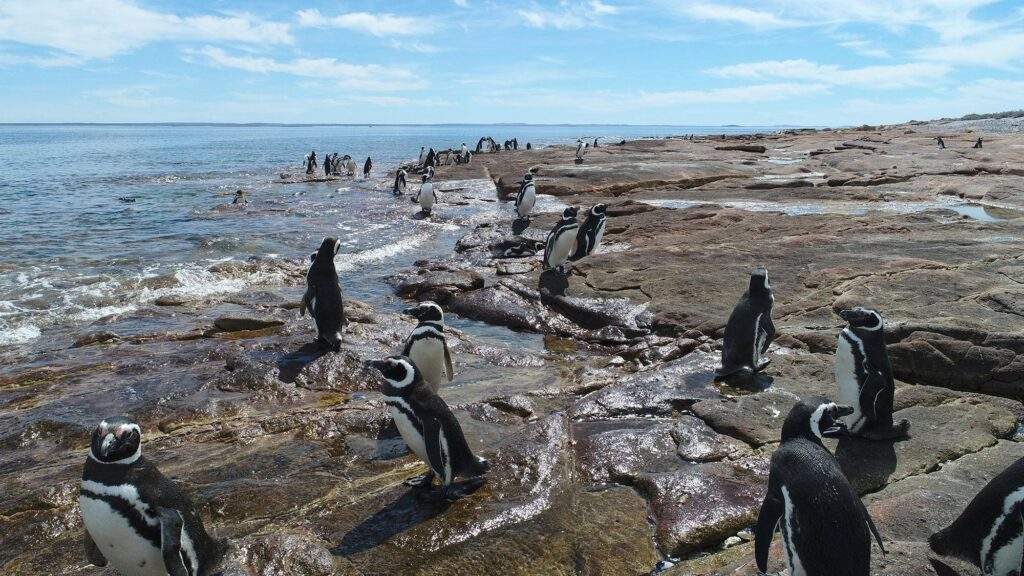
714,365,751,382
856,419,911,441
441,477,486,501
754,359,772,371
404,472,435,488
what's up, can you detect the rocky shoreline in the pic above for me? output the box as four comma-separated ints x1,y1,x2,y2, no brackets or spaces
2,120,1023,575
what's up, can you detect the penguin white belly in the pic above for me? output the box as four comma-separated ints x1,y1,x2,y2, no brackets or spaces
420,185,435,211
753,313,765,367
517,187,535,218
591,221,606,252
409,338,447,389
388,400,428,463
982,488,1024,576
549,230,576,267
780,487,808,576
834,334,864,431
80,494,166,576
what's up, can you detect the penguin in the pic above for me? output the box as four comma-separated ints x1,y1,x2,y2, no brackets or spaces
418,146,426,166
300,237,346,351
716,267,775,381
231,189,246,205
834,307,910,440
515,173,536,220
542,206,579,272
526,142,532,150
930,455,1024,576
974,137,984,149
363,157,372,178
936,136,946,149
366,356,490,500
401,301,454,393
345,156,357,176
79,417,226,576
393,169,408,195
416,173,437,215
575,139,586,161
755,397,886,576
570,203,607,260
305,150,317,174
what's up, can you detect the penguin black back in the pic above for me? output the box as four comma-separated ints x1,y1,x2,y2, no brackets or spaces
717,267,775,380
756,398,884,576
930,455,1024,574
570,203,607,261
301,237,346,351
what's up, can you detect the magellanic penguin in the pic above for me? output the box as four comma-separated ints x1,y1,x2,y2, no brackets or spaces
930,456,1024,576
716,267,775,381
416,174,438,215
542,206,579,272
834,307,910,440
300,237,346,352
570,203,607,261
79,417,226,576
393,169,408,195
367,356,490,500
363,156,372,178
755,397,886,576
402,301,454,393
515,173,536,219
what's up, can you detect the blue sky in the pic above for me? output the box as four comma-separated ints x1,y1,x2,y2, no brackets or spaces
1,0,1022,125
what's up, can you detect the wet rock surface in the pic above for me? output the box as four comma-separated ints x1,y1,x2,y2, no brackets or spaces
4,120,1024,575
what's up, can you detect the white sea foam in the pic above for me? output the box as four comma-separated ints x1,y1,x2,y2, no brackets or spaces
0,322,41,345
335,233,430,272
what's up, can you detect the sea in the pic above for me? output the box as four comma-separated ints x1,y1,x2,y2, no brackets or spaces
0,124,778,361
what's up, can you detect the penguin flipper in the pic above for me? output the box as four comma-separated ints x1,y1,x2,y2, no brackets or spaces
83,529,107,567
443,340,455,382
858,499,887,555
754,492,783,574
420,415,450,485
299,286,314,317
158,507,189,576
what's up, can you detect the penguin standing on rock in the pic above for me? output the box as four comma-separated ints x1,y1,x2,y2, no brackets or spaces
570,203,607,260
515,173,536,220
402,301,454,393
542,206,579,272
300,237,346,351
930,455,1024,576
716,267,775,381
755,398,886,576
416,173,437,215
393,169,407,195
79,417,227,576
366,356,490,501
834,307,910,440
936,137,946,149
574,139,586,163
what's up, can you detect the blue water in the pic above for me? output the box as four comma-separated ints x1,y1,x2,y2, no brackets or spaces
0,124,775,352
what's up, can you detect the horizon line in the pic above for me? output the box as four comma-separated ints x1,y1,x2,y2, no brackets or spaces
0,122,810,128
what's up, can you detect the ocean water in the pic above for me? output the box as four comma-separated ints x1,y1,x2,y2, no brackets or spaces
0,124,773,356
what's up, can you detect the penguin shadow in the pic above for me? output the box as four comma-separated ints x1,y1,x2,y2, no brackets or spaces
538,269,569,297
275,342,327,383
713,371,774,394
412,210,432,220
834,436,898,492
332,488,452,557
511,217,530,235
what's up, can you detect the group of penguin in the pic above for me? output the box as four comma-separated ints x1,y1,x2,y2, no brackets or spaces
391,165,438,215
514,172,609,271
77,162,1023,576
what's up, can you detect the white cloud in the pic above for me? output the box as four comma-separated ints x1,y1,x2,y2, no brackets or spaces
0,0,291,60
186,46,424,92
0,51,82,67
710,59,950,89
682,3,796,28
453,0,469,6
387,40,443,54
87,85,176,108
517,1,619,30
295,9,427,36
915,32,1024,67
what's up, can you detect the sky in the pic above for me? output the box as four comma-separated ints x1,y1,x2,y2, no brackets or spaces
0,0,1022,125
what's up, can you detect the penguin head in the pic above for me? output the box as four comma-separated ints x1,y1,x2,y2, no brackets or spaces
591,204,607,216
562,206,579,220
781,397,854,443
89,417,142,464
838,307,883,332
749,266,770,294
366,355,421,391
316,237,341,260
404,301,444,323
523,173,534,182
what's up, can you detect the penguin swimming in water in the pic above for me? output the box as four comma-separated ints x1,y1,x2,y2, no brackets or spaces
570,203,607,261
300,237,346,352
363,157,372,178
393,169,408,195
366,356,490,500
716,267,775,381
79,417,226,576
834,307,910,440
401,301,454,393
755,397,886,576
930,455,1024,576
416,173,437,215
515,173,536,220
542,206,579,272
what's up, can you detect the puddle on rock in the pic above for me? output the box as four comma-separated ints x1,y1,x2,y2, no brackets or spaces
639,198,1023,222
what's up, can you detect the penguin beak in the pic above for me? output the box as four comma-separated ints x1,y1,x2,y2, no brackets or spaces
821,405,854,438
364,359,387,372
838,309,866,323
836,404,855,417
402,306,419,318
